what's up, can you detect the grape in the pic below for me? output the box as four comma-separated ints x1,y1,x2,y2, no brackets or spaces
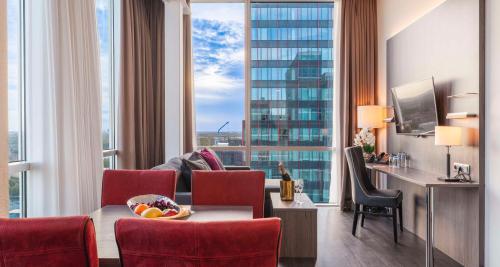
145,196,180,212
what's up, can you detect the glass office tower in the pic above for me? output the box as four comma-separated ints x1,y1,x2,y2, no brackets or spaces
250,3,334,203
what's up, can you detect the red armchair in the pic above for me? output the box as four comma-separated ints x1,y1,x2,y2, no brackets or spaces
101,169,177,207
115,218,282,267
191,170,266,218
0,216,98,267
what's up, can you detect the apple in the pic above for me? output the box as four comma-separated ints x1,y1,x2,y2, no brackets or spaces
163,209,179,217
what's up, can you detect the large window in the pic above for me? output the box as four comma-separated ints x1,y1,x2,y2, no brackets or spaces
250,3,334,203
192,3,246,165
7,0,27,217
192,1,336,203
5,0,117,218
96,0,118,169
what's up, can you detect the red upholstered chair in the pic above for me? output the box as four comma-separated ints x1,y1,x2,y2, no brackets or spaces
115,218,282,267
191,170,266,218
101,169,177,207
0,216,98,267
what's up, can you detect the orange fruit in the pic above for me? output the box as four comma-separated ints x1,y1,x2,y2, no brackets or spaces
134,204,149,215
141,207,163,218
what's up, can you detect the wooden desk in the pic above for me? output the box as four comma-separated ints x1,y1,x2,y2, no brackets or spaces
365,163,479,267
270,193,317,258
91,205,253,267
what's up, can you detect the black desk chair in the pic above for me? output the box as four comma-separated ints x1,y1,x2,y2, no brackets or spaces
345,146,403,243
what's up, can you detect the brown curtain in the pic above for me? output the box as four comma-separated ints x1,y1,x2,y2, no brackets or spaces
183,0,195,153
338,0,378,210
118,0,165,169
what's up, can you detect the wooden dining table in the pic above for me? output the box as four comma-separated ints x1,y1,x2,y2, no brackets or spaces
90,205,253,267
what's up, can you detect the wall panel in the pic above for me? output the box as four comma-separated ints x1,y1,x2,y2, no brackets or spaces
386,0,482,265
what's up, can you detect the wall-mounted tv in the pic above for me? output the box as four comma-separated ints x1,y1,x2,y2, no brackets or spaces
391,77,439,136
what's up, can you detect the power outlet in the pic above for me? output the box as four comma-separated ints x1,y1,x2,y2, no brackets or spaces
453,163,471,175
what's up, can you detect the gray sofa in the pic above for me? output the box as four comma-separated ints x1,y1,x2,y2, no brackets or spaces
152,152,250,205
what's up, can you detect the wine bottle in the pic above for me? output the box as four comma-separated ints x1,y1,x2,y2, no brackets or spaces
278,162,292,181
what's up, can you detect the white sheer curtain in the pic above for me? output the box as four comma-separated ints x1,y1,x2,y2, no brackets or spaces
25,0,103,216
0,0,8,217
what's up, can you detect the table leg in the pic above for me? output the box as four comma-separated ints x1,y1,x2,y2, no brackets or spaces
426,187,434,267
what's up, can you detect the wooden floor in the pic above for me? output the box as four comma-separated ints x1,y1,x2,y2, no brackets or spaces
279,207,462,267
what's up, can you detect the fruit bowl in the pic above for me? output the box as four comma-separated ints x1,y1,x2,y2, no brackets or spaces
127,194,191,220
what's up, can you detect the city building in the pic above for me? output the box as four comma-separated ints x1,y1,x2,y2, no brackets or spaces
249,2,334,203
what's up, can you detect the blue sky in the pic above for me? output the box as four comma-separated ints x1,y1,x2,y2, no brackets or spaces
7,0,20,132
191,3,245,133
7,2,243,134
7,0,112,134
96,0,112,134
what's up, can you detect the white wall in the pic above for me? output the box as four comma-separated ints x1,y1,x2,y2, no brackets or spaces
164,0,185,160
485,0,500,265
376,0,446,152
164,0,190,160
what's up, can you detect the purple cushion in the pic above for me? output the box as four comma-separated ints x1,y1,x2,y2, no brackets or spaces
200,149,223,170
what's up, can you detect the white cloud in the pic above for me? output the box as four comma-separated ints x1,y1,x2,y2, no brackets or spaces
191,3,244,24
192,13,245,103
191,3,246,131
95,0,109,11
194,76,244,101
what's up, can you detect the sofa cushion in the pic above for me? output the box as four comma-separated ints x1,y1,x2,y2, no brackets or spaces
151,157,182,172
204,147,225,170
199,148,223,170
151,156,187,192
181,152,211,190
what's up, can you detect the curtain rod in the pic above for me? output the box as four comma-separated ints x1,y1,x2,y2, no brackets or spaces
191,0,335,3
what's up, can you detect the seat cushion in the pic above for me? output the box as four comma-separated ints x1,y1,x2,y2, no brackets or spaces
363,189,403,207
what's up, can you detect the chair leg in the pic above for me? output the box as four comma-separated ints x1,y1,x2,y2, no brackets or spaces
392,207,398,243
352,204,360,236
361,205,366,227
398,202,403,232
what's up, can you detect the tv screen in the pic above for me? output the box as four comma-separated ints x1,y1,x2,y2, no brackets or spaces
391,78,439,136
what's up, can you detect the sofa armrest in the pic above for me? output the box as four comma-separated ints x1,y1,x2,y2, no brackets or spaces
224,165,251,171
175,192,192,205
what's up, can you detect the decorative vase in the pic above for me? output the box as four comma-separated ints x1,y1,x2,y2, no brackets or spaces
363,152,376,163
280,180,295,201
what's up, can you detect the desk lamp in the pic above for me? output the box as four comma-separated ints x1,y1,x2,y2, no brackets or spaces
356,105,385,156
435,126,463,181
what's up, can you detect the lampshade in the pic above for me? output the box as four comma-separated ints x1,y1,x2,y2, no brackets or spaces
357,105,385,129
435,126,463,146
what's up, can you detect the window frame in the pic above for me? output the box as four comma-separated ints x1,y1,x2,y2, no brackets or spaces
192,0,337,204
98,0,120,169
7,0,28,218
